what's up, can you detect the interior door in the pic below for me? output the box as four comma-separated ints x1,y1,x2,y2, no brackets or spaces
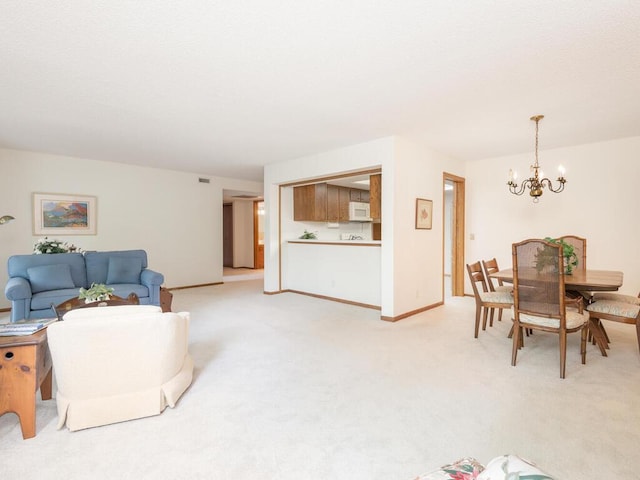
223,203,233,267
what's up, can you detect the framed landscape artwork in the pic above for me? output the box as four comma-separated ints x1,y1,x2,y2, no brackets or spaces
415,198,433,230
33,193,97,235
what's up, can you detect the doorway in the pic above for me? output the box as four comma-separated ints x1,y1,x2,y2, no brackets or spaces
223,203,233,267
254,200,264,269
443,173,465,297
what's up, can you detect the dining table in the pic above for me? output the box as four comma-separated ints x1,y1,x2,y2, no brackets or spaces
489,268,623,292
489,268,624,356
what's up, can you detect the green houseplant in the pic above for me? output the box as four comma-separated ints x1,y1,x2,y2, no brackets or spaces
78,283,114,303
535,237,578,274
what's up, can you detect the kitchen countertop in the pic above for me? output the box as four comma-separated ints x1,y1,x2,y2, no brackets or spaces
288,239,381,246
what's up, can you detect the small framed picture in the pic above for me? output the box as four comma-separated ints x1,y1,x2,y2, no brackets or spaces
33,193,97,235
415,198,433,230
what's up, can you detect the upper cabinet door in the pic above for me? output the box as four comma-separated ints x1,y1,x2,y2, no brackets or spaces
293,183,328,221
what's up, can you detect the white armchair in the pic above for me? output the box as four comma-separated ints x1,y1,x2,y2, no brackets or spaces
47,305,193,431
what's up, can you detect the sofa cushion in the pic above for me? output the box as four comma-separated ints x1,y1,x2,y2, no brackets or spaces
27,264,76,294
477,455,553,480
31,288,82,310
84,250,148,285
106,257,143,284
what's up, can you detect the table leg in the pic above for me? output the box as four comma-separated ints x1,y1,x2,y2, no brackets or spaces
588,318,608,357
40,368,53,401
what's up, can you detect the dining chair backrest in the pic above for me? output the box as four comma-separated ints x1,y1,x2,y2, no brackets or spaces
512,238,566,323
559,235,587,271
482,258,502,292
467,261,489,296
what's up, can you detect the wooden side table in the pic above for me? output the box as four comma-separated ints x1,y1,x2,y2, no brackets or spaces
160,287,173,312
0,329,52,439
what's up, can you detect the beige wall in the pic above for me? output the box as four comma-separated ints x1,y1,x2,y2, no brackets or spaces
0,148,262,309
263,135,466,318
392,134,465,313
464,136,640,296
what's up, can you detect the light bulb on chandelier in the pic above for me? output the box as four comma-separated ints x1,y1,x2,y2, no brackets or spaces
507,115,567,203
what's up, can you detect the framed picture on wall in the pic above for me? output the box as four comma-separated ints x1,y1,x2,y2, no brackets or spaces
33,193,97,235
415,198,433,230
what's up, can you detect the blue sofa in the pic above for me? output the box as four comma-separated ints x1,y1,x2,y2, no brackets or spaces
5,250,164,322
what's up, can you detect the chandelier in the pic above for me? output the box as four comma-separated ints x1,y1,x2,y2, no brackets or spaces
507,115,566,203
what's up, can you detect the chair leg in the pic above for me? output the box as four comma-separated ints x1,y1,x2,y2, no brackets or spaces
497,308,503,322
636,320,640,355
559,331,567,379
507,323,525,347
489,308,495,327
474,305,481,338
482,307,489,331
581,326,587,365
511,323,521,366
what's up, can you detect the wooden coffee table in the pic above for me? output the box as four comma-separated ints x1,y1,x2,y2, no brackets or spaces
53,293,140,320
0,329,52,439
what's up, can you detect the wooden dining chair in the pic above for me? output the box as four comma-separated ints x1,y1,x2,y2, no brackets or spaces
511,239,589,378
466,261,513,338
586,291,640,357
482,258,512,293
482,258,512,324
559,234,600,330
559,235,587,271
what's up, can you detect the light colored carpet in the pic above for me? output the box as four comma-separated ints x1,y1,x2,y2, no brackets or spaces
1,280,639,479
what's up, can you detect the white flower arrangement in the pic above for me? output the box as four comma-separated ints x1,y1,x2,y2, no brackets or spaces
33,237,82,254
78,283,114,303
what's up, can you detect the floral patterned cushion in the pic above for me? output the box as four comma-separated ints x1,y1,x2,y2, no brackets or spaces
592,292,640,305
476,455,554,480
587,300,640,319
511,306,588,329
478,291,514,304
413,457,484,480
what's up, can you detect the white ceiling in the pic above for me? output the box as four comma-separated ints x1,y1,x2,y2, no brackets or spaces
1,2,639,182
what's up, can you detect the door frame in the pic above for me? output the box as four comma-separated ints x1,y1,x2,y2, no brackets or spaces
443,172,465,296
253,200,263,269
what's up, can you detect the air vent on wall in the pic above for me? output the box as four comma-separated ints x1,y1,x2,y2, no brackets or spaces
232,195,258,199
198,178,210,183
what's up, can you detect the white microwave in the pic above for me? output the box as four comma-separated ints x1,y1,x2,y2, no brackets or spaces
348,202,371,222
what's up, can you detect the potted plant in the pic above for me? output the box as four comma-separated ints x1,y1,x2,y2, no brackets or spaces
535,237,578,274
33,237,81,254
78,283,115,303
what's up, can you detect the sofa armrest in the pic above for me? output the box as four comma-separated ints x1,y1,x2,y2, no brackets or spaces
5,276,32,300
5,277,33,321
140,269,164,287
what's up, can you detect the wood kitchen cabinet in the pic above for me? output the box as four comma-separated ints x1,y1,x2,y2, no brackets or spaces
369,174,381,220
349,188,370,202
327,184,351,222
294,183,373,223
294,183,328,221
